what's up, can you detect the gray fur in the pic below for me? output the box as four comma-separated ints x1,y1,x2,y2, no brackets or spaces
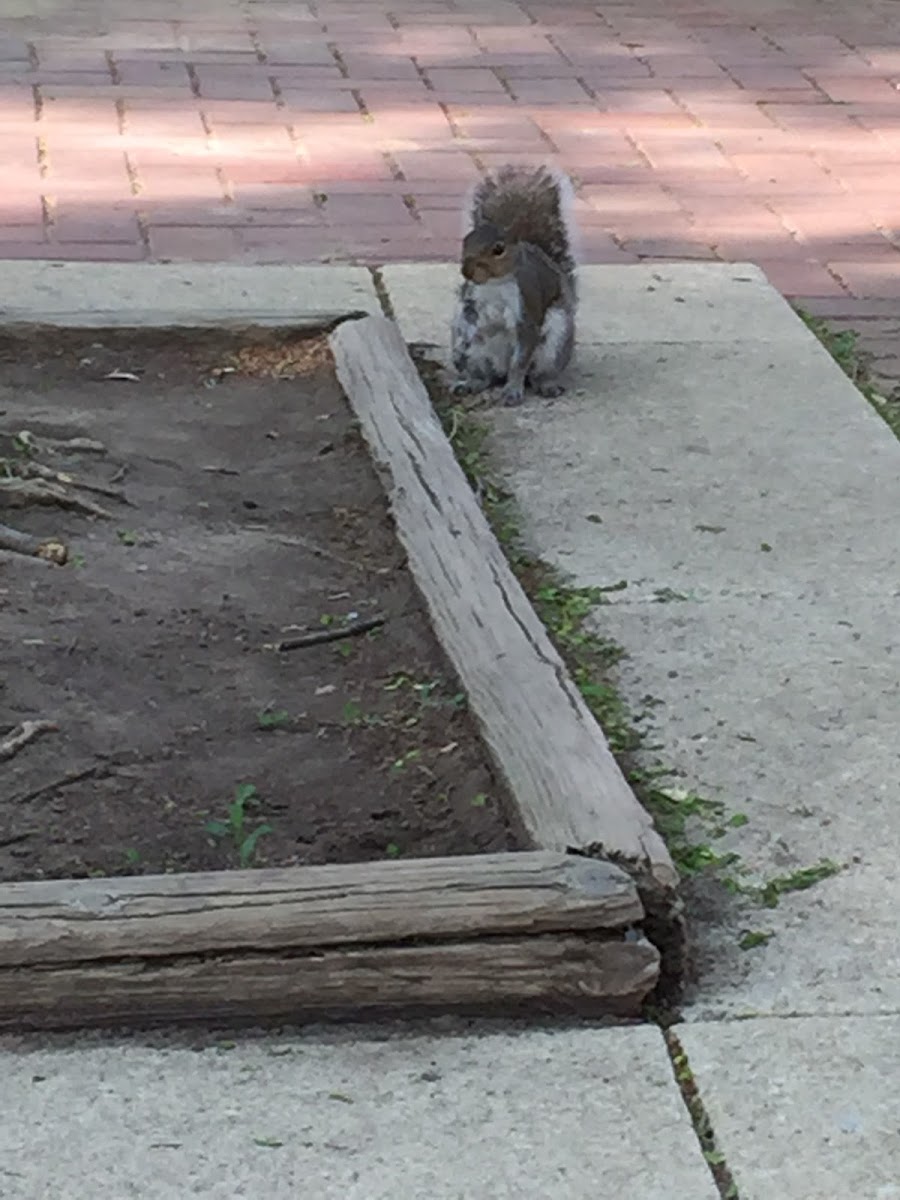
451,166,578,405
467,164,577,284
451,275,521,393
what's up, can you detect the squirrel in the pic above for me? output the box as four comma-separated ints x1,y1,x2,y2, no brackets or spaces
450,163,578,407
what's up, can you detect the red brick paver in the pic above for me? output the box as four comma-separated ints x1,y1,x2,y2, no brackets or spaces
4,0,900,380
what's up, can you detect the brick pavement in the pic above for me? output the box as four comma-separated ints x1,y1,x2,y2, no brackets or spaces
2,0,900,383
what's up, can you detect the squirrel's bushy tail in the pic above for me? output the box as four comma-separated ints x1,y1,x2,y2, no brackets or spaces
467,163,577,277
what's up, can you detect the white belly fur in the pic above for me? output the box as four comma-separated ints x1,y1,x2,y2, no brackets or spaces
451,276,522,389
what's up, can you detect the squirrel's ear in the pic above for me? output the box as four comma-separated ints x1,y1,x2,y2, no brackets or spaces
491,241,506,256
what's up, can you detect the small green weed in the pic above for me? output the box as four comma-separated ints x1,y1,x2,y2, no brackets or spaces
206,783,271,867
423,377,749,883
12,430,36,458
384,672,466,713
798,314,868,384
341,699,383,728
797,309,900,440
390,748,421,773
666,1032,740,1200
385,842,402,858
532,582,612,649
739,929,775,951
257,708,290,730
757,859,841,909
116,529,138,546
653,586,690,603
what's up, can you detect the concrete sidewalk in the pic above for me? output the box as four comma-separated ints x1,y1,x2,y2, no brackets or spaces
2,1014,896,1199
0,1023,719,1200
1,1012,897,1200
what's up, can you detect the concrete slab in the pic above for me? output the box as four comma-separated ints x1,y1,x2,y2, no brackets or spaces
679,1016,900,1200
0,261,380,327
382,264,900,1018
382,261,803,351
596,598,900,1019
0,1024,717,1200
483,340,900,599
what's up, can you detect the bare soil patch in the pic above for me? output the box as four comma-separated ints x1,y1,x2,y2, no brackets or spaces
0,327,523,882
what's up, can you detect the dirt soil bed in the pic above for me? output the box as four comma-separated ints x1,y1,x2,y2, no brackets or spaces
0,327,524,882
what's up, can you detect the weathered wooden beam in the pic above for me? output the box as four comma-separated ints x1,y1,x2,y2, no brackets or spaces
330,316,677,894
0,851,640,966
1,935,659,1031
0,852,657,1029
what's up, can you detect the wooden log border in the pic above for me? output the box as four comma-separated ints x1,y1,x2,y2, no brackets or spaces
331,317,683,984
0,305,683,1032
0,852,657,1029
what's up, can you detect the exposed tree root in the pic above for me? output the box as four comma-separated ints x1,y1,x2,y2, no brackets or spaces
0,521,67,564
0,720,58,762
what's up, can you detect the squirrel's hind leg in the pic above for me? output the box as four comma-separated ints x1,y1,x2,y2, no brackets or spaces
528,303,574,399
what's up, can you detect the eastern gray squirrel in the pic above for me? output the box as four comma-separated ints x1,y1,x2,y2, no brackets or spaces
451,164,578,407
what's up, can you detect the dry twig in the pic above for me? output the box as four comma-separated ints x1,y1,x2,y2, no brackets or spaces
12,763,100,805
274,613,386,652
42,436,107,455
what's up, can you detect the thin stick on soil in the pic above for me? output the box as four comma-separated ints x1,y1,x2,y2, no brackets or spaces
274,613,386,652
12,763,100,805
0,830,34,847
0,522,67,564
0,720,58,762
43,436,107,455
267,532,372,574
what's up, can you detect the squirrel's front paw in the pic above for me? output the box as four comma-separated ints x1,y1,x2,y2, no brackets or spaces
500,384,525,407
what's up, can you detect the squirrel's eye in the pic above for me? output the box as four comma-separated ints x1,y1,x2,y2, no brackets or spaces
491,242,505,256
